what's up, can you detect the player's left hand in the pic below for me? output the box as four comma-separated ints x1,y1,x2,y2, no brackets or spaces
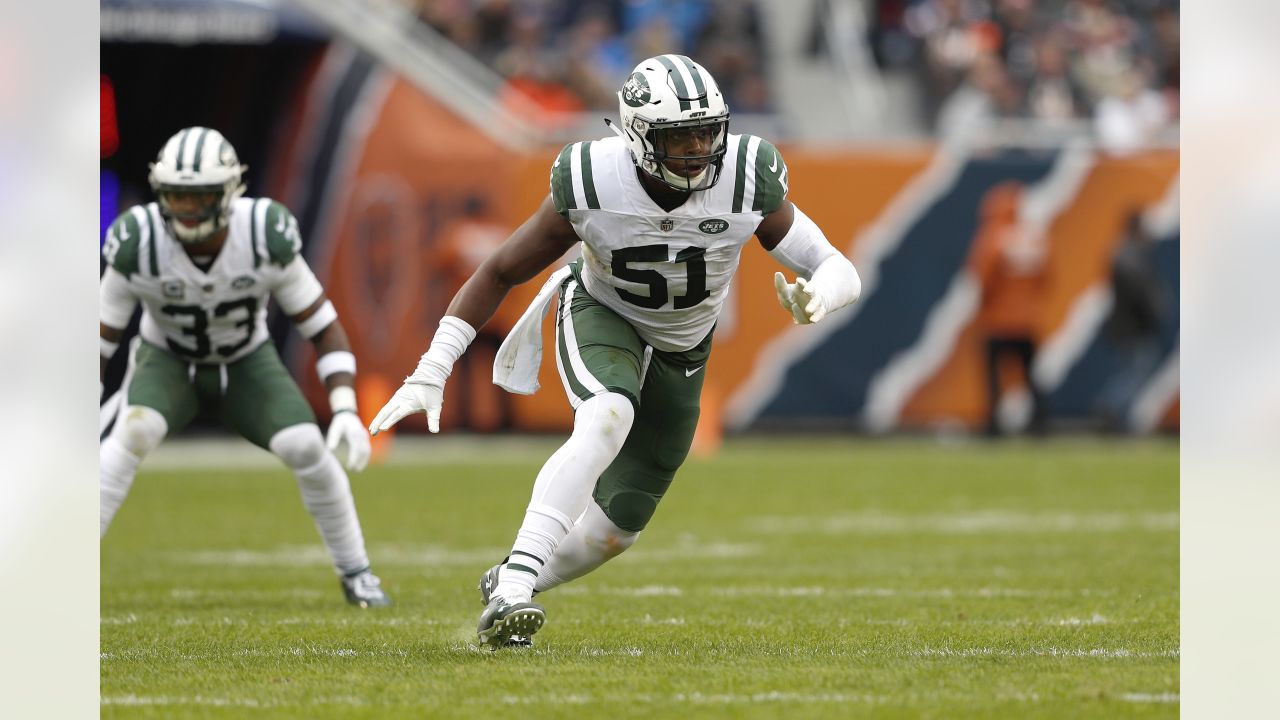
774,271,831,325
326,411,371,472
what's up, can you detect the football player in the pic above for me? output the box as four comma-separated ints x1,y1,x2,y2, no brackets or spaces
370,56,861,646
99,127,391,608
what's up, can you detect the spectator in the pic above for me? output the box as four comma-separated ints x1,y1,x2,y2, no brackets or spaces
968,182,1050,437
936,52,1020,146
1093,63,1168,154
1097,209,1167,432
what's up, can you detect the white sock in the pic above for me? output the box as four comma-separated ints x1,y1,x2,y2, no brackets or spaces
294,452,370,575
99,437,141,537
536,501,638,593
492,393,634,603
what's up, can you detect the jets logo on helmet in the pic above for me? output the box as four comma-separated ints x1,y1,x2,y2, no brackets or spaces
147,126,248,245
609,55,730,192
621,73,652,108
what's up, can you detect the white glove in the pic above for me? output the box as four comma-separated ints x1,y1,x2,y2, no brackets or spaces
773,271,831,325
326,411,371,472
368,380,444,435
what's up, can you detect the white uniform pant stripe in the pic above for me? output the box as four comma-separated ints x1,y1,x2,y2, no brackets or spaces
556,280,607,407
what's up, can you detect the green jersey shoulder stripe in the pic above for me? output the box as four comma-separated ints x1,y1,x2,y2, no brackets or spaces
250,198,267,268
142,204,160,277
551,144,577,216
752,138,788,215
264,200,302,267
104,209,142,278
578,141,600,210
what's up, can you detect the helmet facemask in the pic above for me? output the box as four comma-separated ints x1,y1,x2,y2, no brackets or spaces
153,185,234,244
147,127,247,245
633,115,729,192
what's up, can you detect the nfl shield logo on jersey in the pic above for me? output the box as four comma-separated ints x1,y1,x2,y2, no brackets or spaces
660,218,674,232
161,280,184,299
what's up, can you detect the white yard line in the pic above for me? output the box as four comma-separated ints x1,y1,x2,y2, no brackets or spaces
1119,692,1180,703
746,510,1179,535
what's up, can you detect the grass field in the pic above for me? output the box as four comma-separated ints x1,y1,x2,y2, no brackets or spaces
101,437,1178,718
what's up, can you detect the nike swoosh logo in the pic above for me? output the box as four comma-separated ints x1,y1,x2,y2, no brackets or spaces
768,153,778,172
685,366,704,377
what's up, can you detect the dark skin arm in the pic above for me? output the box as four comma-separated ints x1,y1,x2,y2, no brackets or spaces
753,199,796,252
100,323,125,383
445,195,581,329
291,294,356,393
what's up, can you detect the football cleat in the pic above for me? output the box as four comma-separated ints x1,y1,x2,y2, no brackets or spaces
477,596,545,650
478,561,503,606
341,568,392,608
477,562,535,647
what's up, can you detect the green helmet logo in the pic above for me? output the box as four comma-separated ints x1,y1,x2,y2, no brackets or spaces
621,73,652,108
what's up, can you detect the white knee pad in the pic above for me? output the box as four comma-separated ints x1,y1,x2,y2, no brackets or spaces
269,423,327,470
111,405,168,458
575,392,635,457
581,501,639,559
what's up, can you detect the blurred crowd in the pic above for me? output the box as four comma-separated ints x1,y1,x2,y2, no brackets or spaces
869,0,1178,149
411,0,772,127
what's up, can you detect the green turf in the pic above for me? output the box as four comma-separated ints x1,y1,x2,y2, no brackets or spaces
101,437,1178,718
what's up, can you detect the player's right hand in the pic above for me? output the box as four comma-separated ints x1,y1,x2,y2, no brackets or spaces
368,380,444,435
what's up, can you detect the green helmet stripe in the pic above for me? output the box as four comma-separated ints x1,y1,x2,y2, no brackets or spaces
731,136,750,213
656,55,692,111
674,55,709,109
174,128,191,171
191,128,211,173
579,141,600,210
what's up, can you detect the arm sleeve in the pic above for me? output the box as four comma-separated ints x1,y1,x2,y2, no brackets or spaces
766,205,840,278
272,256,326,316
99,267,138,329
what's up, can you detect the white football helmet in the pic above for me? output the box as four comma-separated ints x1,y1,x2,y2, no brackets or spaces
147,127,247,244
612,55,730,191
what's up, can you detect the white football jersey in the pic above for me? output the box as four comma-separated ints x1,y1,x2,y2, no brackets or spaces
100,197,323,364
551,133,789,352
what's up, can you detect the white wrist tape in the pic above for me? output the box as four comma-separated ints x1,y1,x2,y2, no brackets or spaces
296,300,338,339
329,386,358,414
316,350,357,381
810,254,862,311
767,206,839,278
411,316,477,385
100,336,120,359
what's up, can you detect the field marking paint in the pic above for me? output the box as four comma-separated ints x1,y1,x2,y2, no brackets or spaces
101,614,138,625
173,541,757,570
102,695,268,708
493,691,893,706
708,586,1081,599
914,647,1178,658
1120,692,1179,703
640,614,686,625
746,510,1179,535
596,585,684,597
